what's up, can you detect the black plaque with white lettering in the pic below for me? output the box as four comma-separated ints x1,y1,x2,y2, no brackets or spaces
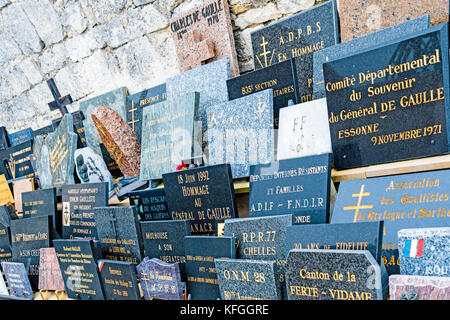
62,183,108,240
249,154,332,225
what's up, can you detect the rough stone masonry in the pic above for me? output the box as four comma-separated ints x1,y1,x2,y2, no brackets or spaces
0,0,325,133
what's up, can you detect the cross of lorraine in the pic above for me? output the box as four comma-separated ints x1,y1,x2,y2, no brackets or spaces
343,184,374,223
256,36,275,69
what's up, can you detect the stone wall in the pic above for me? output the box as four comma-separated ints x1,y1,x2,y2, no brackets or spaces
0,0,325,133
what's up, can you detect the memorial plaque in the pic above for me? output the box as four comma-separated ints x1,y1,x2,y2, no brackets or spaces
0,175,14,206
32,124,54,141
0,127,9,151
129,188,169,221
278,98,332,161
0,205,17,227
250,0,339,103
0,140,35,181
52,110,87,149
140,220,190,280
115,178,148,202
53,239,105,300
0,222,12,263
331,169,450,275
313,16,431,99
398,227,449,277
166,58,231,154
92,105,141,178
215,259,281,300
170,0,239,77
12,178,34,213
137,257,184,300
1,262,33,300
38,247,65,292
227,59,298,129
33,114,77,193
286,222,384,264
389,275,450,300
249,154,332,224
93,206,144,264
62,183,109,240
74,147,113,191
140,92,200,180
79,87,128,155
163,164,237,236
11,215,54,289
338,0,449,42
126,84,167,143
98,260,141,300
22,188,60,235
223,214,292,298
324,24,450,170
207,89,274,178
286,249,388,300
8,128,33,147
184,236,235,300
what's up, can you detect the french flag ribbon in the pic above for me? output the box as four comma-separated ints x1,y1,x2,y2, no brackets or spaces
404,239,425,258
98,261,104,271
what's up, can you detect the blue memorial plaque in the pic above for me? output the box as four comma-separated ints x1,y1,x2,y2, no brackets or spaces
331,169,450,275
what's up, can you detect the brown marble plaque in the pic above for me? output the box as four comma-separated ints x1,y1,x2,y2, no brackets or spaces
389,275,450,300
38,248,65,292
170,0,240,77
338,0,449,42
91,105,141,178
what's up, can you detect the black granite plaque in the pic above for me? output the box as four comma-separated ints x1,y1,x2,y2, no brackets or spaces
129,188,169,221
324,24,450,170
163,164,238,236
285,249,388,300
227,59,298,128
0,140,35,181
285,221,384,264
184,236,235,300
93,206,144,265
251,0,339,103
53,239,105,300
10,215,54,289
0,222,12,263
126,84,167,144
98,260,141,300
22,188,60,236
140,220,190,281
249,154,332,224
62,182,108,240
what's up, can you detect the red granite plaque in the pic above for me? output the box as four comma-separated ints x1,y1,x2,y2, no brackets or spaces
389,275,450,300
38,248,65,291
170,0,240,77
91,105,141,178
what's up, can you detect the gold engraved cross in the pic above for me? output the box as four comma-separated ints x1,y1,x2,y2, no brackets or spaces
343,184,373,223
128,101,139,130
256,36,274,69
